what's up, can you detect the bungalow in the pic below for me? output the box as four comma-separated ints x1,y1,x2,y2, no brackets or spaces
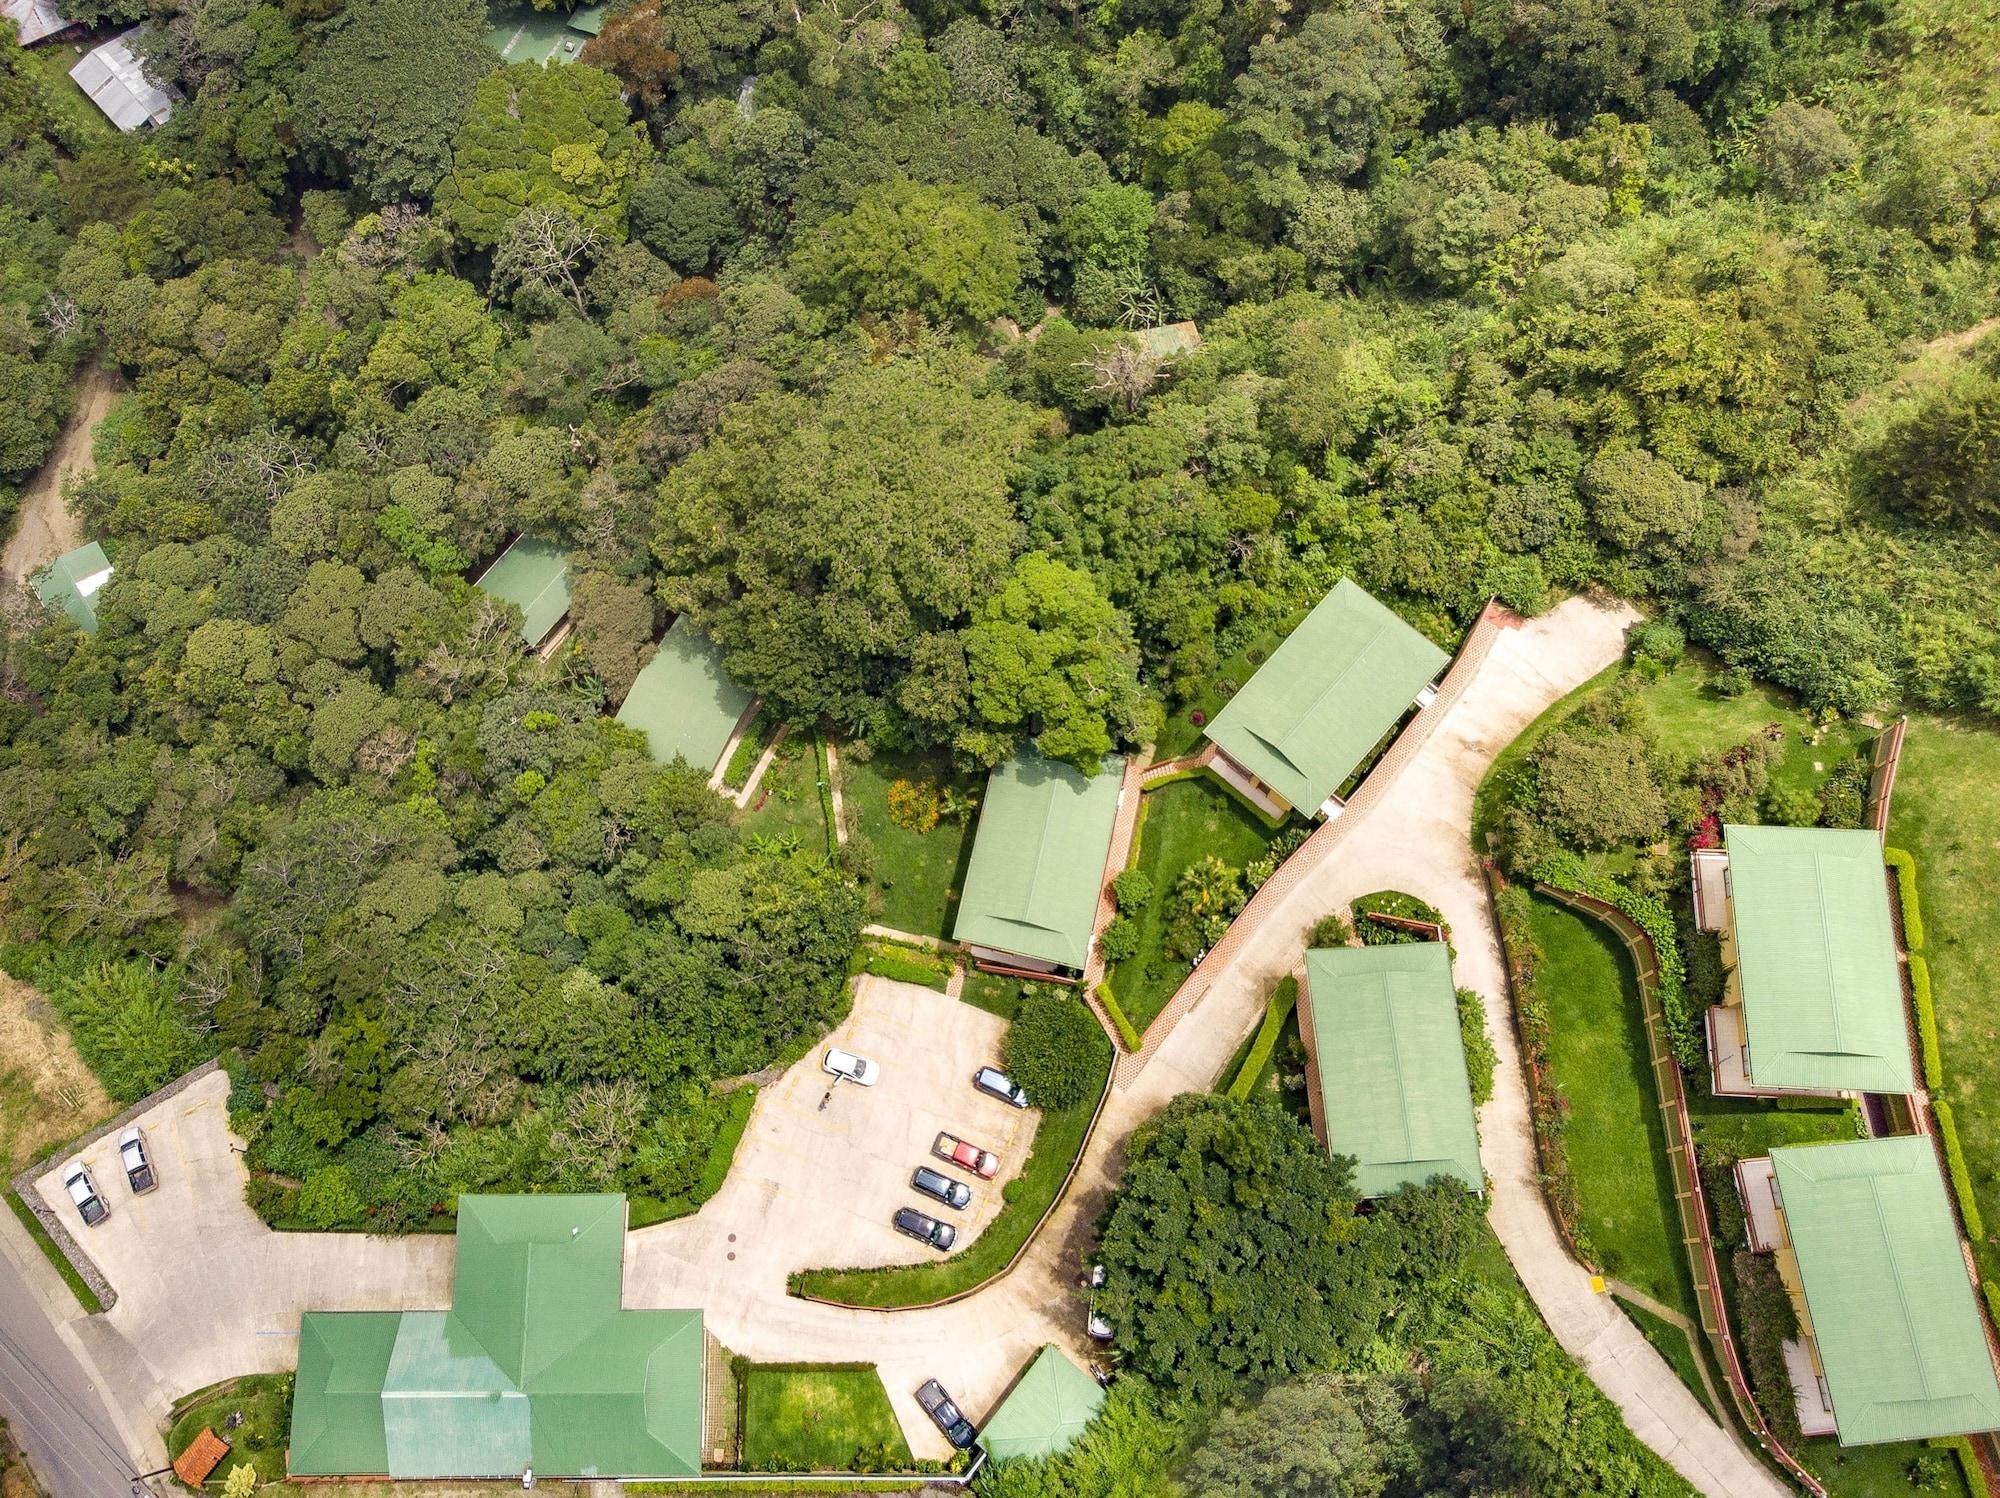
614,616,758,781
473,536,572,652
1735,1137,2000,1445
289,1194,705,1481
3,0,75,46
70,27,175,130
32,541,113,634
1297,942,1483,1199
952,751,1125,982
1694,825,1914,1099
1202,579,1448,821
978,1345,1107,1463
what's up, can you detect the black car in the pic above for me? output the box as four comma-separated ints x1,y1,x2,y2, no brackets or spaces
973,1066,1029,1108
894,1206,957,1251
911,1166,972,1211
916,1378,977,1449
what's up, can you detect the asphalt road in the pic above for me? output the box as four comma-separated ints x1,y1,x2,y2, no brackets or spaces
0,1214,148,1498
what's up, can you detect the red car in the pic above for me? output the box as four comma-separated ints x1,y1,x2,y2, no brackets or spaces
933,1131,999,1179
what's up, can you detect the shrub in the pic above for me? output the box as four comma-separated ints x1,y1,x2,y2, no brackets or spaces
1226,977,1296,1102
1526,727,1669,849
1309,910,1352,948
1096,916,1141,965
295,1165,367,1230
1735,1246,1804,1447
1714,665,1753,697
1110,868,1154,914
1351,890,1448,946
887,778,942,833
1817,760,1868,829
1886,846,1924,950
1457,987,1497,1106
1004,994,1106,1108
1764,781,1821,827
1912,954,1942,1090
1164,857,1244,960
39,957,204,1103
1937,1099,1985,1241
1628,619,1685,668
852,941,952,991
1095,982,1142,1051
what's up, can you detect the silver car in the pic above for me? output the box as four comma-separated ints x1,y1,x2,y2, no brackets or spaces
62,1159,108,1227
119,1127,157,1195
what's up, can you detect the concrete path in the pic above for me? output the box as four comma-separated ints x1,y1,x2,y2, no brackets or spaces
22,594,1777,1495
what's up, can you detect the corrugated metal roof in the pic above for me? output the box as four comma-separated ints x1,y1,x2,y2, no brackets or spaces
1304,943,1483,1198
1773,1136,2000,1445
978,1345,1106,1462
1726,824,1913,1094
1204,579,1448,814
485,3,605,64
32,540,112,634
475,536,572,646
69,27,174,130
291,1313,399,1476
952,751,1124,972
3,0,70,46
615,617,755,774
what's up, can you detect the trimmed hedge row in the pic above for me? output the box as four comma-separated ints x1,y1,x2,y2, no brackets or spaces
814,732,838,857
1929,1436,1994,1498
851,941,953,992
1937,1098,1985,1242
1911,953,1942,1090
1094,981,1143,1051
1535,853,1697,1065
1226,977,1297,1101
1885,845,1924,951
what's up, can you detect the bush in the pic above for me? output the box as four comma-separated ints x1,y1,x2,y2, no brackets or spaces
1628,619,1686,668
1735,1246,1803,1446
886,778,943,833
1096,916,1141,965
1714,665,1753,697
1457,987,1497,1106
1111,868,1154,914
1308,911,1352,948
1164,856,1244,960
38,956,204,1102
1886,846,1924,950
1095,982,1142,1051
1003,994,1106,1108
1226,977,1297,1102
1936,1099,1984,1242
295,1165,367,1229
1763,782,1821,827
851,941,953,991
1911,954,1942,1090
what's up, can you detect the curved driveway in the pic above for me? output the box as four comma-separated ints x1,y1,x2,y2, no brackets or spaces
36,595,1781,1494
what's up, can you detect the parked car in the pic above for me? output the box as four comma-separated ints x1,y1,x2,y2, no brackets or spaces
916,1379,978,1449
973,1066,1029,1108
118,1127,156,1195
894,1206,956,1251
61,1160,108,1227
933,1131,999,1179
910,1166,972,1211
822,1048,880,1085
1087,1262,1112,1341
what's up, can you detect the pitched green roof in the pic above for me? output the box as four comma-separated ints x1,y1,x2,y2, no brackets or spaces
1303,943,1483,1198
1203,580,1448,814
475,536,571,646
1725,824,1913,1094
290,1195,703,1480
484,4,604,63
615,617,755,774
979,1345,1107,1462
952,751,1125,972
32,541,113,634
1772,1136,2000,1445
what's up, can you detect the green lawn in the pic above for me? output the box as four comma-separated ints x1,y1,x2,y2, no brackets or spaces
1106,778,1279,1033
839,747,981,939
1888,714,2000,1282
1617,1298,1718,1424
168,1373,292,1492
739,1364,913,1472
740,732,832,855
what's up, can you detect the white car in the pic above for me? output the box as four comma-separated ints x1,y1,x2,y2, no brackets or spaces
822,1048,879,1085
62,1159,108,1227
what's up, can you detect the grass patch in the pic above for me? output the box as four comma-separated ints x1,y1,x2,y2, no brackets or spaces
1618,1298,1720,1424
167,1373,292,1492
4,1190,101,1314
790,1025,1111,1306
839,748,982,939
20,41,115,148
739,1364,913,1473
1794,1436,1970,1498
740,732,832,855
1106,778,1278,1033
628,1086,758,1229
723,712,776,789
1888,715,2000,1282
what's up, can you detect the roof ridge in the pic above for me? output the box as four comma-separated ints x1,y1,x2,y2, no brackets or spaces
1270,616,1392,760
1813,851,1848,1054
1869,1172,1941,1403
1014,774,1065,926
1384,977,1420,1162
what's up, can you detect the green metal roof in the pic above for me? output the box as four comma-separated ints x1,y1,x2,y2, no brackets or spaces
1725,824,1913,1094
951,751,1125,972
476,536,572,646
32,541,113,634
978,1345,1107,1462
615,617,756,774
1772,1136,2000,1445
1203,579,1448,814
289,1195,703,1480
484,4,605,63
1303,943,1483,1198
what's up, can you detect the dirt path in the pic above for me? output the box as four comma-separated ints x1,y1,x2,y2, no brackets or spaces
1,362,121,587
1846,313,2000,419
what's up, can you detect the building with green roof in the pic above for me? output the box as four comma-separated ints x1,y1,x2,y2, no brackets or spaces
952,751,1125,979
485,3,605,64
978,1345,1106,1462
1202,579,1448,820
32,541,113,634
1738,1137,2000,1445
475,536,572,649
1299,943,1483,1198
289,1194,704,1481
615,616,757,777
1702,824,1913,1098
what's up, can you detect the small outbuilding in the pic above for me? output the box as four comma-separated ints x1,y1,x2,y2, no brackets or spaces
473,536,572,650
1202,579,1448,821
172,1427,230,1489
615,616,758,779
953,751,1125,981
978,1345,1106,1462
32,540,113,634
1698,824,1912,1099
70,27,175,130
1298,942,1483,1199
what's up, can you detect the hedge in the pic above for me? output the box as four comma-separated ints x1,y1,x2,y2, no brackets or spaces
1911,953,1942,1090
1227,977,1297,1101
1885,845,1924,951
1095,981,1143,1051
1931,1436,1995,1498
851,941,953,992
5,1191,102,1313
1534,853,1697,1065
1986,1280,2000,1335
814,733,839,857
1937,1098,1985,1242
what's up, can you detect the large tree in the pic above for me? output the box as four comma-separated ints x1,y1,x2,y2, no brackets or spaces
792,179,1021,328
